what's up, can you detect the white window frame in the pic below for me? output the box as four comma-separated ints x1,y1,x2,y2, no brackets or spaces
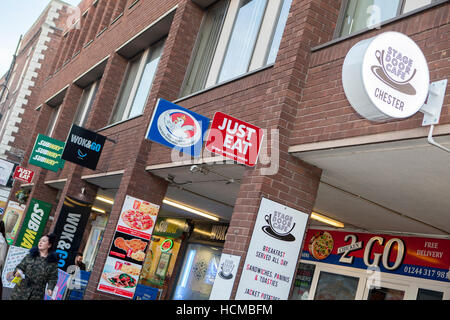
73,81,99,127
205,0,286,87
297,260,450,300
118,49,150,122
46,104,61,138
110,38,164,124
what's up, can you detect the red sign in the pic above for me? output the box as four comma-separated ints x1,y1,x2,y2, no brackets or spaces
13,166,34,183
205,112,263,166
302,229,450,282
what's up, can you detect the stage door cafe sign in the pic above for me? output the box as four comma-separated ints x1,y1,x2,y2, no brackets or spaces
146,98,210,157
16,198,52,249
53,196,91,271
62,124,106,170
206,112,263,167
302,229,449,283
235,198,309,300
29,134,65,172
98,195,160,299
342,31,429,122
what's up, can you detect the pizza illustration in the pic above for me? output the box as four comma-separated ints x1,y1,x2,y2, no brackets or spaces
121,209,154,230
308,231,334,260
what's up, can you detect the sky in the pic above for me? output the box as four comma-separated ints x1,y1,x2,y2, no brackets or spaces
0,0,81,77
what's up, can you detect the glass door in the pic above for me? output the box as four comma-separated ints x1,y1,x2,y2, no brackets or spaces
172,243,222,300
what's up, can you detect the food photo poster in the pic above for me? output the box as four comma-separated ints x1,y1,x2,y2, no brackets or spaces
97,195,160,299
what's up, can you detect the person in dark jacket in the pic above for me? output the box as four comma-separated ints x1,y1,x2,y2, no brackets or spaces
10,233,58,300
0,221,8,299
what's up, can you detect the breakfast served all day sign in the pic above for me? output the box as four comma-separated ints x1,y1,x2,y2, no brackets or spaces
235,198,309,300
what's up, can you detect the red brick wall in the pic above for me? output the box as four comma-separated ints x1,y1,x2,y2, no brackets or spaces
290,2,450,146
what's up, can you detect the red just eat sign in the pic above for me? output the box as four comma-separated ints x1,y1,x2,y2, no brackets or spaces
13,166,35,183
206,112,263,166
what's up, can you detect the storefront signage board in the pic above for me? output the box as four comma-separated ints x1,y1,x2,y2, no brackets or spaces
98,195,160,299
302,229,450,283
146,98,210,157
15,198,52,249
62,124,106,170
0,159,15,186
12,165,35,184
342,31,429,122
29,134,65,172
205,112,264,167
1,201,26,245
53,196,91,271
209,253,241,300
235,198,309,300
1,246,29,288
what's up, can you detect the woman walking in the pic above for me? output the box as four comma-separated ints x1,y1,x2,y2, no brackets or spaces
10,233,58,300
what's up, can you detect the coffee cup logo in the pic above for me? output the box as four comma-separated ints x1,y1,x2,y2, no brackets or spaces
371,48,417,95
262,211,296,242
219,259,234,280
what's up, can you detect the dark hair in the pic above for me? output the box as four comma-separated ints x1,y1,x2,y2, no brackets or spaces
45,233,57,252
0,221,5,239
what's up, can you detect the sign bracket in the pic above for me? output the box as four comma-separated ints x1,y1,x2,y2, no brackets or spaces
419,79,447,126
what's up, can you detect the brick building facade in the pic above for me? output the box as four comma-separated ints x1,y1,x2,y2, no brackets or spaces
4,0,449,300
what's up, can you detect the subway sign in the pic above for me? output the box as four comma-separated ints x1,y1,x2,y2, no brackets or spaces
302,229,449,282
29,134,65,172
62,124,106,170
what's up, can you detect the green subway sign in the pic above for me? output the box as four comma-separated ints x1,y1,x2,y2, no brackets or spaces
16,198,52,249
29,134,65,172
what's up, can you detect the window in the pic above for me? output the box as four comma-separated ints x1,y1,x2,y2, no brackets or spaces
314,271,359,300
110,38,165,124
416,288,444,300
73,80,99,127
182,0,293,96
46,104,61,137
339,0,435,37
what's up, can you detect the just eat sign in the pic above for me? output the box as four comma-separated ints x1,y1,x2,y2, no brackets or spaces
13,166,35,183
205,112,263,167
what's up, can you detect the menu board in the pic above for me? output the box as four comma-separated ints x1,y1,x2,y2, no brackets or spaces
97,195,160,299
235,198,309,300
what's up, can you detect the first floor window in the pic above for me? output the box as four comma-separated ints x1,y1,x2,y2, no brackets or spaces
110,38,165,124
181,0,293,97
339,0,435,37
73,80,99,127
46,104,61,137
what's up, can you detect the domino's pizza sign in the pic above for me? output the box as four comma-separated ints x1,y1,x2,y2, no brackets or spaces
145,99,210,157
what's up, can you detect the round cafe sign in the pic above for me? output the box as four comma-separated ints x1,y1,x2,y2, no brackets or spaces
342,32,429,121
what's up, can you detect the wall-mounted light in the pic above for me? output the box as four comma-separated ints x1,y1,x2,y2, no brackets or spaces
95,195,114,205
162,198,219,222
311,212,344,228
92,206,106,214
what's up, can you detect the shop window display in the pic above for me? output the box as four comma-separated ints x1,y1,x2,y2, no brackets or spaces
291,263,316,300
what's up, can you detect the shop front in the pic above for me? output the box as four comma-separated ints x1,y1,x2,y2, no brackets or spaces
291,228,450,300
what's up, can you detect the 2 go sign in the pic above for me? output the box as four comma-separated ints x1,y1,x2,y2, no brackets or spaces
206,112,263,167
302,229,449,282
